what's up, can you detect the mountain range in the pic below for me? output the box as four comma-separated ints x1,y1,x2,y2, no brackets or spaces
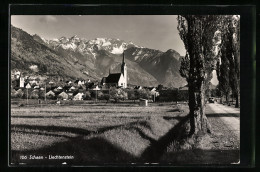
11,25,186,88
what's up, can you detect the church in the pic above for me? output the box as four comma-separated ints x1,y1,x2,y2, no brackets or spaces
101,52,127,88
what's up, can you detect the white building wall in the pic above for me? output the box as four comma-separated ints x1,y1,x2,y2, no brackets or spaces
118,74,127,88
19,77,24,87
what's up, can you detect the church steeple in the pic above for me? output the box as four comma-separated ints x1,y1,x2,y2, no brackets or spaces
122,51,125,64
120,51,127,88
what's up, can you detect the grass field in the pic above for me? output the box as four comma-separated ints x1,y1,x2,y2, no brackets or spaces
11,101,189,165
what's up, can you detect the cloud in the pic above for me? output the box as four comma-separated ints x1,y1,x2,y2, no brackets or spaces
39,15,57,23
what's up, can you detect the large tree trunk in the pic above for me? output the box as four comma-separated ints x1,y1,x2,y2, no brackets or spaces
226,94,229,105
188,81,211,135
235,92,239,108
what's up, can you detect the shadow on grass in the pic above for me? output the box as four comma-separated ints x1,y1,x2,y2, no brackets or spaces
166,109,182,112
11,116,189,164
163,116,187,121
12,125,93,136
11,136,137,165
206,113,240,118
139,115,189,162
11,120,144,138
11,113,239,165
11,115,70,119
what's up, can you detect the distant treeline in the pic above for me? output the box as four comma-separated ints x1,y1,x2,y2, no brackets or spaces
157,90,189,102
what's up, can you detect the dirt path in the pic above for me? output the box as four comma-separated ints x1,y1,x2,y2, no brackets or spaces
206,103,240,152
206,103,240,139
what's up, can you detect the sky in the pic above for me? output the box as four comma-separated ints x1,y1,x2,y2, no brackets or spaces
11,15,185,54
11,15,218,85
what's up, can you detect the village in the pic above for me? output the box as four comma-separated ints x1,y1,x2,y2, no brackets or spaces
10,53,189,104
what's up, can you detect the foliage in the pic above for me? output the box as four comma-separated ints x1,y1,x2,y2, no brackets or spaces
179,54,190,81
158,90,188,102
46,93,56,100
30,90,39,99
38,90,46,99
23,88,33,99
11,89,17,98
83,91,91,100
137,89,152,100
97,91,104,100
177,15,223,134
216,15,240,107
16,89,24,98
127,89,137,101
109,88,128,102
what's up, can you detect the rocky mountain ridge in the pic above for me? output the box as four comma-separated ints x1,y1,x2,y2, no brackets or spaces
11,25,186,88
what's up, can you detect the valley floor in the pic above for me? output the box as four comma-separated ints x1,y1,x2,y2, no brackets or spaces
10,101,240,166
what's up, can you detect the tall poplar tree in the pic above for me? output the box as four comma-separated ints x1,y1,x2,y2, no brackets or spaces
177,15,222,134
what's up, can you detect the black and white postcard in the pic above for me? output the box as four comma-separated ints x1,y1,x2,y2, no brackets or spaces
8,4,255,167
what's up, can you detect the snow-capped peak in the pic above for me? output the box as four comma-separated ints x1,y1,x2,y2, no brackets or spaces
45,36,142,54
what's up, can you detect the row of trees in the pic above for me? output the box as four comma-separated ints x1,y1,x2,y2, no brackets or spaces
177,15,240,135
216,16,240,108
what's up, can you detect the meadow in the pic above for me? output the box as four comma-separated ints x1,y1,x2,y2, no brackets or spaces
10,100,188,165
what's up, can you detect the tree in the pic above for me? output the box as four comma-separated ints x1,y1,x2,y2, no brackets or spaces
216,15,240,107
97,91,104,100
177,15,222,135
179,53,190,81
127,89,137,102
109,88,127,103
83,91,91,100
11,89,17,98
227,16,240,107
138,89,152,100
103,94,110,103
38,90,46,99
31,90,39,99
16,89,24,98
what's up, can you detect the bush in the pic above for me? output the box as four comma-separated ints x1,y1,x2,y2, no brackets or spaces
16,89,24,98
83,91,91,100
46,94,56,100
103,94,110,102
138,89,152,100
11,89,17,98
127,89,136,101
30,90,39,99
97,91,104,100
109,88,128,102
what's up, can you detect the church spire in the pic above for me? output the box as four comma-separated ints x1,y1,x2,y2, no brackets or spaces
122,51,125,64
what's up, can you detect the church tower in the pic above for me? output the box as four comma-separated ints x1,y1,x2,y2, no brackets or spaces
121,51,127,88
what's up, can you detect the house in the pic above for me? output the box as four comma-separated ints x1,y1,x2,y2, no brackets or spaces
73,92,84,100
134,86,142,90
19,77,25,88
29,79,38,85
101,52,127,88
69,86,76,91
14,71,21,79
45,90,55,97
25,83,31,89
74,79,80,85
92,85,101,90
58,91,68,100
66,81,72,85
57,86,63,90
66,90,74,100
149,87,160,97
